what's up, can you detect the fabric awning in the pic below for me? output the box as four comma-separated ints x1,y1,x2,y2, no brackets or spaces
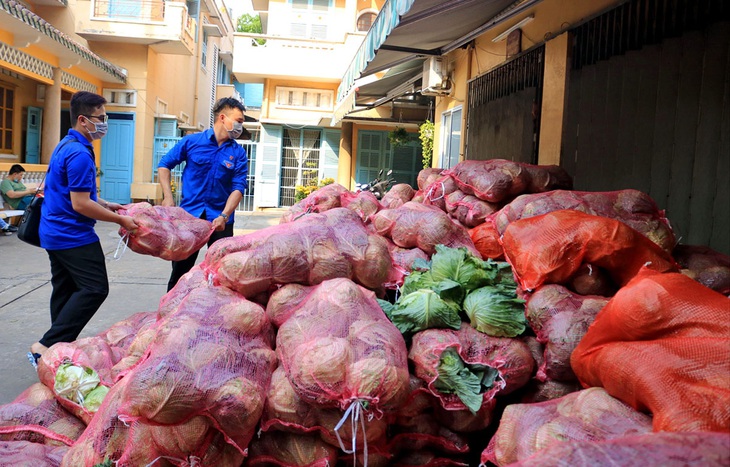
334,0,541,122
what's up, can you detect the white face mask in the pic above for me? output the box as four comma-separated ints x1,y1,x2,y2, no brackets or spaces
83,117,108,140
224,114,243,140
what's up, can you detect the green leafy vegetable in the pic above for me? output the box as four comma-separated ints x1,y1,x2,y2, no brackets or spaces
388,289,461,334
463,286,527,337
54,362,102,406
429,245,497,292
433,348,500,414
83,384,110,412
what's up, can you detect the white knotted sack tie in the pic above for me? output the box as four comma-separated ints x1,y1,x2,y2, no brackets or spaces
334,400,372,466
426,181,446,202
111,232,130,261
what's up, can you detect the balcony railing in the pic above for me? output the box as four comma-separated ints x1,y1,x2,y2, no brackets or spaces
93,0,165,22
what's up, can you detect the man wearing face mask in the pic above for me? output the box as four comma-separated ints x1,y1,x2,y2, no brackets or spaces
157,97,248,291
29,91,138,367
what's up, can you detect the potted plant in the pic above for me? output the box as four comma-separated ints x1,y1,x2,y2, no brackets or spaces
388,127,410,148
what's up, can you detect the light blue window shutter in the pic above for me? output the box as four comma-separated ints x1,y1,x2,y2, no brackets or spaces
321,129,340,180
255,124,282,207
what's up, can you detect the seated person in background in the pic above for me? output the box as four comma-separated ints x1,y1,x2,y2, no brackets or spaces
0,216,18,235
1,164,36,210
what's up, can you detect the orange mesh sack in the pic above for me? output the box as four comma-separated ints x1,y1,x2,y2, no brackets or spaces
116,284,277,456
61,383,245,467
468,216,504,260
118,202,214,261
279,183,350,223
37,337,121,424
268,278,410,417
501,431,730,467
525,285,609,382
409,323,534,416
502,210,677,291
0,383,85,447
571,267,730,432
204,208,392,297
372,201,480,256
493,189,675,252
481,387,652,466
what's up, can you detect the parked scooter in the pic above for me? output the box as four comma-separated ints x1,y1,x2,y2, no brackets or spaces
356,169,396,200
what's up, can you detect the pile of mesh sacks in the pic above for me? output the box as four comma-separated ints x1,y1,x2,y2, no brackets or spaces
1,159,728,466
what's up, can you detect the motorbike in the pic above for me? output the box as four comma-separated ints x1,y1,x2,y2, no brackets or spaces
355,169,397,200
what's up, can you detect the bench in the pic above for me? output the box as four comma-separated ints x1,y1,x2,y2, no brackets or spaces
0,163,47,225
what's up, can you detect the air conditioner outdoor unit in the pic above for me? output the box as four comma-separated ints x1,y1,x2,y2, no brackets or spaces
421,56,452,96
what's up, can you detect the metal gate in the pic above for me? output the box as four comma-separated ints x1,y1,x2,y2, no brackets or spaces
466,46,545,163
561,0,729,253
236,129,258,212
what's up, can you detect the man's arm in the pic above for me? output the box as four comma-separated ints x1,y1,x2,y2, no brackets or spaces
211,190,243,231
0,180,34,199
70,191,137,232
158,167,174,207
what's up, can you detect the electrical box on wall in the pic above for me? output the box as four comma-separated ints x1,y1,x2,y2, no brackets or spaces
422,56,444,90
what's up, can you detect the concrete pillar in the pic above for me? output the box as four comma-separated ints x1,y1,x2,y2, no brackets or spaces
338,121,354,189
537,32,570,166
41,67,63,163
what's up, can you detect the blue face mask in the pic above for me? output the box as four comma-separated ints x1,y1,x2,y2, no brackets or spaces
84,117,108,140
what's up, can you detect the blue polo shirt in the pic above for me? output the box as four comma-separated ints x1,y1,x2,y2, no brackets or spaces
39,130,99,250
158,129,248,223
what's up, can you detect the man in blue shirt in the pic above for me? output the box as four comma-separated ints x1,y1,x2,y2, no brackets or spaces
158,97,248,291
29,91,138,366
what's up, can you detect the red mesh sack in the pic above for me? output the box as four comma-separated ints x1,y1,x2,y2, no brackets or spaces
204,208,392,297
499,431,730,467
421,175,458,212
118,202,214,261
417,168,445,190
493,189,676,252
61,383,244,467
268,278,410,417
0,383,84,447
381,183,416,210
37,338,120,424
340,190,382,222
522,163,574,193
384,240,429,289
260,366,388,450
468,216,504,260
673,244,730,294
279,183,350,223
388,412,470,456
96,310,158,353
1,440,67,467
409,323,534,413
525,285,608,382
571,267,730,432
502,210,678,291
444,189,500,227
481,387,652,466
372,201,480,256
246,431,339,467
116,284,276,456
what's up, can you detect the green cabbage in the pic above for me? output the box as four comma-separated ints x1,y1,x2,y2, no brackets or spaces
433,348,500,414
382,289,461,334
83,384,109,412
464,286,526,337
54,362,101,406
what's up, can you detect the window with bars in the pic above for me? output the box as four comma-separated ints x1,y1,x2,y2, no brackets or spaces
201,32,208,69
279,128,322,206
275,87,333,111
0,84,14,152
357,12,377,31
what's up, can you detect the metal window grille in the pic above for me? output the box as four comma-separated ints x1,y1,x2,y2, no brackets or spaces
279,128,322,206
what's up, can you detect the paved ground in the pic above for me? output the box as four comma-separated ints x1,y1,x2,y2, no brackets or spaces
0,209,285,405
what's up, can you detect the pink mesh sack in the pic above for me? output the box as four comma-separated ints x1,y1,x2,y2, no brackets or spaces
409,323,534,414
279,183,350,223
61,383,244,467
388,412,470,457
493,189,676,252
37,337,121,424
525,285,608,382
384,240,429,289
0,383,84,447
118,202,214,261
417,168,445,190
246,430,340,467
268,278,410,416
421,175,459,212
381,183,416,210
372,202,480,256
116,284,276,456
1,440,67,467
204,208,392,297
340,190,382,222
481,387,653,466
673,244,730,294
499,431,730,467
96,310,158,353
444,189,500,227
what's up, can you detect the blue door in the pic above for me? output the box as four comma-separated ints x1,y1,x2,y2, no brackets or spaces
101,113,135,204
25,106,42,164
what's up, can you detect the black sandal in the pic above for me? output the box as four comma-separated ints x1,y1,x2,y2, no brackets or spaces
27,352,41,370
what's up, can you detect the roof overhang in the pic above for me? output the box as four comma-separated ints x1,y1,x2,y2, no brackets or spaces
334,0,542,123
